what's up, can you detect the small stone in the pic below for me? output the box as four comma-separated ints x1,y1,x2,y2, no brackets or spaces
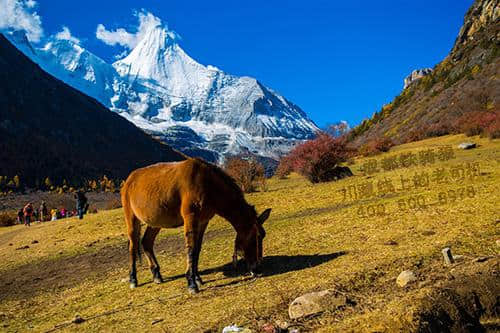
151,318,163,325
396,270,416,287
15,245,29,250
384,240,398,246
222,325,252,333
31,240,39,244
458,142,476,149
474,256,491,263
288,290,347,319
8,243,12,246
275,320,289,330
442,248,454,265
421,230,436,236
72,315,85,324
261,323,276,333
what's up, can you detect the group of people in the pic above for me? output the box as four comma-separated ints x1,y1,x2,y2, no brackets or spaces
18,191,89,226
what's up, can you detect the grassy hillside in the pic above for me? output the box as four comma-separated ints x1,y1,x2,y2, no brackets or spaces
0,134,498,332
350,0,499,146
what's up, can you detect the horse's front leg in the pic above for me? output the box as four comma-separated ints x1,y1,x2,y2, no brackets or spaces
192,221,208,288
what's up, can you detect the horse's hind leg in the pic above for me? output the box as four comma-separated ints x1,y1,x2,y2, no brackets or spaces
142,226,162,284
124,205,141,289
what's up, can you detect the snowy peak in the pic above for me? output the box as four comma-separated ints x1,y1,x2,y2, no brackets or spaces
4,23,318,161
113,26,201,83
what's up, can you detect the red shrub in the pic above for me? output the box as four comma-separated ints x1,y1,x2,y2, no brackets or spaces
0,212,17,227
359,137,394,157
486,114,500,139
277,133,351,183
224,157,265,193
425,123,453,138
455,110,499,137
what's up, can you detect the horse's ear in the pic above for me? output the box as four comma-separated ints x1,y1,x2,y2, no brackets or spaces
257,208,272,225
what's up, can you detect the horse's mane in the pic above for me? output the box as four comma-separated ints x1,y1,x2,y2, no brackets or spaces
195,158,247,204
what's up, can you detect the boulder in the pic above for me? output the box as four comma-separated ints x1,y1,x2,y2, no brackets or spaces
396,270,416,287
288,290,347,319
458,142,476,149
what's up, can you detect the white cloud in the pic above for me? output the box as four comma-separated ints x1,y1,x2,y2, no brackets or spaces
96,11,177,50
55,26,80,44
0,0,43,42
113,49,129,60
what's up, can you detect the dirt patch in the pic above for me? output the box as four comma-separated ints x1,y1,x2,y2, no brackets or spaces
314,256,500,332
0,228,227,303
413,258,499,332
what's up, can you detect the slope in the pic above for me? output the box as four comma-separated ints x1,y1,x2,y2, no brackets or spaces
0,133,498,332
350,0,499,146
0,34,185,188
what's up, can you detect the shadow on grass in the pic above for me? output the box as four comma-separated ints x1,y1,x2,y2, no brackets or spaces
226,251,348,278
163,251,347,284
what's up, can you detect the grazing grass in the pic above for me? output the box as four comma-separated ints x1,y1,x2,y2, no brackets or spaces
0,134,498,332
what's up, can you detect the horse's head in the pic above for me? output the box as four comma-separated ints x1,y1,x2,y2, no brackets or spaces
237,207,271,275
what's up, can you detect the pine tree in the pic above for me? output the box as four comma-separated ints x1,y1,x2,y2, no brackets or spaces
44,177,52,190
13,175,20,189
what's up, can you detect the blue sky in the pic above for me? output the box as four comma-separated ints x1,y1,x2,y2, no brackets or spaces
6,0,473,128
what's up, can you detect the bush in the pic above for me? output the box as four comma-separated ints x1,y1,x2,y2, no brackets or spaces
425,123,453,138
277,132,351,183
455,110,499,137
224,157,266,193
487,115,500,139
105,198,122,210
359,137,394,157
0,212,17,227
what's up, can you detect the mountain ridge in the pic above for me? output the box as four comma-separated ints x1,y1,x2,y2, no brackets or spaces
0,33,185,188
6,24,318,161
349,0,499,146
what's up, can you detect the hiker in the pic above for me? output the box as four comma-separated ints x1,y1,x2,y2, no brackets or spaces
17,209,23,224
74,191,88,220
23,202,34,226
40,201,48,222
51,208,58,221
60,207,66,219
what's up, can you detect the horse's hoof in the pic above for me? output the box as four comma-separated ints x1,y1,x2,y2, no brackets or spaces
129,282,137,289
195,277,203,288
188,286,199,294
154,277,163,284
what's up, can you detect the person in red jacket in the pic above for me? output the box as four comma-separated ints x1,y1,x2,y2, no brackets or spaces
23,202,34,227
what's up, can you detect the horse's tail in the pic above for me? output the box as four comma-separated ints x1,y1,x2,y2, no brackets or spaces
121,181,142,265
132,216,142,265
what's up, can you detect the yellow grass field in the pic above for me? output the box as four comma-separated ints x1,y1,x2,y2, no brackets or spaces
0,134,498,332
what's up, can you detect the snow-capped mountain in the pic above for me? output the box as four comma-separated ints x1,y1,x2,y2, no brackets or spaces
5,27,318,160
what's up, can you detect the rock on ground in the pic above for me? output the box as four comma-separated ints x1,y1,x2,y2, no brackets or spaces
397,270,417,287
289,290,347,319
458,142,477,149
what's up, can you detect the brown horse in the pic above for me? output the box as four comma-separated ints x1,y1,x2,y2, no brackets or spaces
121,158,271,293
